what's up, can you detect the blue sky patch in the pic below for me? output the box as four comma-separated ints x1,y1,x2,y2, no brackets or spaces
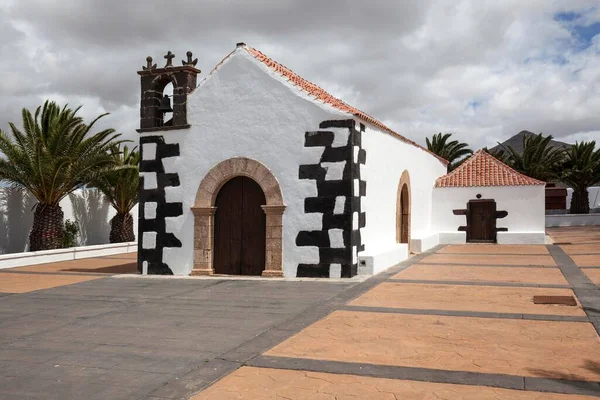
554,9,600,50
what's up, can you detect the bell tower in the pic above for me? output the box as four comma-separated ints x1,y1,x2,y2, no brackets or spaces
136,51,201,132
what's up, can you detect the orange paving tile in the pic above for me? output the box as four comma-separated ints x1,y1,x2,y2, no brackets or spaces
13,253,138,274
561,244,600,255
420,253,556,266
569,255,600,267
192,367,597,399
582,269,600,286
0,272,103,293
547,227,600,245
439,244,549,255
350,283,585,316
393,264,569,285
266,311,600,381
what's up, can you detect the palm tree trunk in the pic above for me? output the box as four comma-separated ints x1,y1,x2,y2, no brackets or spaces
569,188,590,214
29,204,64,251
109,212,134,243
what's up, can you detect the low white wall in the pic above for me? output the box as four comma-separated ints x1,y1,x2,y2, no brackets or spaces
0,242,137,269
0,187,139,255
546,213,600,227
566,186,600,211
432,185,545,244
358,243,408,276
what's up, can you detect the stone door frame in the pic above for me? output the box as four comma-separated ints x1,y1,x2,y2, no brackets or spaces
190,157,285,277
396,170,411,247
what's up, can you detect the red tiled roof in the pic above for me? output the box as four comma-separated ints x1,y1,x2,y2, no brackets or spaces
435,149,545,188
238,45,448,165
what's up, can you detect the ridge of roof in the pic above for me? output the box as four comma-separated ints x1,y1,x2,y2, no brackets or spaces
235,44,448,166
435,149,546,188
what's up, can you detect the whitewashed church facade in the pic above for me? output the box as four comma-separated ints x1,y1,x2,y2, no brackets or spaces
135,43,542,278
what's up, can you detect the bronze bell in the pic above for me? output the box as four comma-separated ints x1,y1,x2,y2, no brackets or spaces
158,95,173,113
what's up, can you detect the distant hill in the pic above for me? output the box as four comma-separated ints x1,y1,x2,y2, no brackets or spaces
490,130,571,154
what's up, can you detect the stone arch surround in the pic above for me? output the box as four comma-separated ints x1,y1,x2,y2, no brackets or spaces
396,170,411,247
190,157,285,277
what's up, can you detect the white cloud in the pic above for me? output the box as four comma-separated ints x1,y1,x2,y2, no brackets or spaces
0,0,598,151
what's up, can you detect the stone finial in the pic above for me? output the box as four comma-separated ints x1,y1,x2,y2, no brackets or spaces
182,51,198,67
164,51,175,67
142,56,157,70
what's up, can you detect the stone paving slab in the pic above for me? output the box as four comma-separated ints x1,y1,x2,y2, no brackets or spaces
561,244,600,255
265,310,600,381
349,282,586,316
0,276,354,400
582,269,600,286
570,255,600,267
393,264,569,285
0,272,104,293
439,244,549,255
192,366,597,399
420,253,556,266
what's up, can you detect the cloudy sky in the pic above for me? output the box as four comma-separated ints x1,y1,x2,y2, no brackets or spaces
0,0,599,150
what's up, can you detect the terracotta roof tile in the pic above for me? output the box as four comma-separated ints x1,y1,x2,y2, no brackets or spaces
241,45,448,165
435,149,545,188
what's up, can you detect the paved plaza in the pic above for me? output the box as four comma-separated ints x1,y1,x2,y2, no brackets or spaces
0,227,599,399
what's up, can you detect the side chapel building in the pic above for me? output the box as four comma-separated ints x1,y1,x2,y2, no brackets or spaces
136,43,545,278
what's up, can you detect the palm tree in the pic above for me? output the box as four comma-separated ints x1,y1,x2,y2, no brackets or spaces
426,133,473,171
498,133,565,182
561,141,600,214
92,145,139,243
0,101,123,251
483,147,510,164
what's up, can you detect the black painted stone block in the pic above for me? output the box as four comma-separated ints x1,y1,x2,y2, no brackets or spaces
357,149,366,165
158,173,180,188
296,231,330,247
299,164,327,180
345,196,361,214
359,180,367,196
297,264,330,278
359,212,366,228
305,131,334,147
341,263,358,278
164,232,183,247
319,119,355,129
317,180,352,197
319,247,350,264
140,159,164,173
320,146,350,163
359,123,366,132
322,213,352,230
351,129,362,147
305,197,336,213
344,229,361,247
140,188,165,203
160,202,183,218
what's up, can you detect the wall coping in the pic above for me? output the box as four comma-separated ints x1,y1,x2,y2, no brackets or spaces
0,242,137,269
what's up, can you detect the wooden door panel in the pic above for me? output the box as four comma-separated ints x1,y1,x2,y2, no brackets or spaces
467,200,496,243
240,178,266,276
213,176,266,276
214,177,244,274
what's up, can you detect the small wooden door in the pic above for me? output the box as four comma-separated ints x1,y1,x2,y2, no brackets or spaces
467,199,496,243
213,176,266,275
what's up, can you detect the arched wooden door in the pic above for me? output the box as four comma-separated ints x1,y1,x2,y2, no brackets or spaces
213,176,266,275
399,184,409,243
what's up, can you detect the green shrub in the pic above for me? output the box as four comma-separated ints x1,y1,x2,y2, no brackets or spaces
62,219,80,248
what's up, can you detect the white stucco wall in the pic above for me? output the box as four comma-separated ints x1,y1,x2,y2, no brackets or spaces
0,187,138,255
360,124,447,255
432,185,545,243
143,50,348,276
